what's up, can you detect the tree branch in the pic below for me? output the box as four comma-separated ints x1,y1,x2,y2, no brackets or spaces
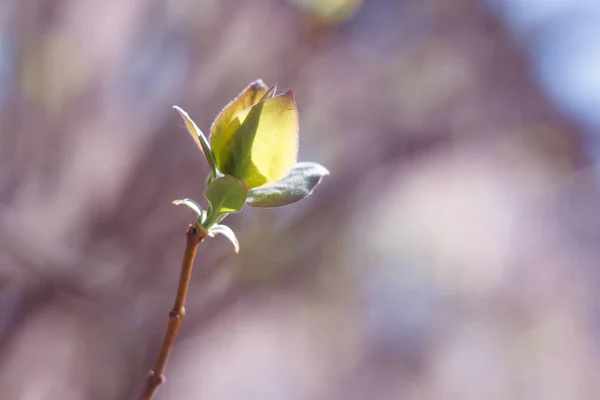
137,224,205,400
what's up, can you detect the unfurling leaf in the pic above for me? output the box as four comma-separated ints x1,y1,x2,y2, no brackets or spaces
209,224,240,253
173,106,217,174
246,162,329,207
172,198,206,223
215,91,299,189
210,80,268,171
203,176,247,227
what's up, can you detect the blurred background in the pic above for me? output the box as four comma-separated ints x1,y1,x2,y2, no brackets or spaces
1,0,600,399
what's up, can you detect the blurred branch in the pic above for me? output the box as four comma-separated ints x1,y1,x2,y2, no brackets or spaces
137,225,205,400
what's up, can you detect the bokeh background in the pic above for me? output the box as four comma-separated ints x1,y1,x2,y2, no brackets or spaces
2,0,600,399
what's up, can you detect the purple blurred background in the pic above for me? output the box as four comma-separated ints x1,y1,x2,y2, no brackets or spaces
2,0,600,399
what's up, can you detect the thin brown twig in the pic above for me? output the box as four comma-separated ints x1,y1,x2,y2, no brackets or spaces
137,224,205,400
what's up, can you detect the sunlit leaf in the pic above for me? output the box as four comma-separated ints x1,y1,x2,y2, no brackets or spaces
209,224,240,253
173,106,217,174
210,80,268,171
203,176,247,227
246,162,329,207
210,84,279,174
216,91,299,189
212,80,268,135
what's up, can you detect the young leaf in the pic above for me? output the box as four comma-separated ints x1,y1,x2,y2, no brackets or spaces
203,176,247,227
172,198,206,222
209,84,277,173
208,224,240,253
173,106,217,174
211,80,268,136
210,80,268,170
220,91,299,189
246,162,329,207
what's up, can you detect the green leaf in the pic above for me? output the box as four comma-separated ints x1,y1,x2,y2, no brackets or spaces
210,80,268,171
172,198,206,223
208,224,240,253
216,91,299,189
203,176,247,227
246,162,329,207
173,106,217,174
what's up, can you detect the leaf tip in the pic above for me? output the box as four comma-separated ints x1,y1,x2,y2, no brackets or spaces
262,83,278,99
172,105,186,115
172,198,205,219
209,224,240,253
317,164,330,177
249,79,267,90
270,89,295,104
173,105,193,124
281,89,294,101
